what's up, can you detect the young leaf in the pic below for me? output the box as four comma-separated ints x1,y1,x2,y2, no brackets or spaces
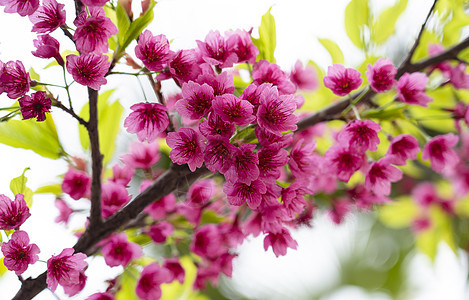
10,168,33,208
115,266,140,300
116,2,131,46
35,184,62,195
371,0,408,44
0,258,7,277
252,7,276,62
344,0,369,49
318,38,344,64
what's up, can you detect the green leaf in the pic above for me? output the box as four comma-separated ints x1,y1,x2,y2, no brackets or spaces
344,0,369,49
371,0,408,44
252,7,276,62
35,184,62,195
0,258,7,277
378,196,418,228
116,3,131,46
10,168,33,208
200,210,225,224
79,90,124,164
115,266,140,300
0,116,64,159
318,38,344,64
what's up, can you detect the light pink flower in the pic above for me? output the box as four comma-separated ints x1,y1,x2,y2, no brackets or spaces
0,194,30,230
450,63,469,89
62,168,91,200
54,198,73,224
124,102,169,142
263,228,298,257
121,141,161,169
101,182,131,218
163,258,185,284
212,94,255,125
32,34,63,65
109,164,134,187
190,225,225,259
167,128,206,172
135,30,173,72
223,179,267,210
29,0,66,33
175,81,215,120
290,60,318,91
323,64,362,96
422,133,459,172
144,193,176,220
66,53,110,90
396,72,432,106
196,30,238,68
0,60,31,99
337,119,381,153
18,91,51,121
0,0,38,16
136,263,171,300
386,134,420,165
412,182,438,207
101,233,142,267
252,60,296,95
225,144,259,184
73,7,117,54
365,58,397,92
147,222,173,243
46,248,88,292
1,230,39,275
365,157,403,196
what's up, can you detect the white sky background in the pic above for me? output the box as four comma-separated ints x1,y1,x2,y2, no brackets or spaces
0,0,469,299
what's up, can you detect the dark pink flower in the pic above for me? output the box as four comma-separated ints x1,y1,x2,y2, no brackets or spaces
204,136,236,174
223,179,267,210
0,194,30,230
175,81,214,120
281,181,307,217
101,233,142,267
0,60,31,99
101,182,131,218
46,248,88,292
288,139,317,178
226,29,258,64
450,63,469,89
54,198,73,224
109,164,134,186
412,182,438,207
258,145,289,180
62,168,91,200
196,30,237,68
396,72,432,107
63,270,87,296
135,30,173,72
347,184,389,210
81,0,109,7
290,60,318,91
252,60,296,95
73,7,117,54
0,0,38,16
225,144,259,184
163,258,185,284
167,128,206,172
87,292,114,300
196,71,235,96
187,179,216,207
386,134,420,165
255,126,293,148
158,49,201,85
190,225,225,259
365,157,403,196
337,119,381,153
121,141,161,169
256,85,298,135
136,263,171,300
212,94,255,125
240,83,272,113
32,34,63,65
325,145,363,182
66,53,110,90
263,228,298,257
147,222,173,243
328,198,350,224
365,58,397,92
199,112,235,138
323,64,362,96
144,193,176,220
1,230,39,275
18,91,51,121
124,102,169,142
412,216,431,232
422,133,459,172
29,0,66,33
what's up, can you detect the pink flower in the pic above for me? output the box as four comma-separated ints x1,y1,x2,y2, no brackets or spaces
428,44,452,76
81,0,108,7
365,157,403,196
32,34,63,65
0,0,38,16
325,145,363,182
412,182,438,207
187,179,216,207
212,94,255,125
337,119,381,153
147,222,173,243
29,0,65,33
255,126,293,148
422,133,459,172
63,270,87,296
87,292,114,300
163,258,185,284
46,248,88,292
0,60,31,99
62,168,91,200
256,85,298,135
190,225,225,259
223,179,267,210
101,233,142,267
0,194,31,230
204,136,237,173
73,7,117,54
196,71,235,96
199,112,235,138
158,49,201,85
290,60,318,91
396,72,432,106
365,58,397,92
328,198,350,224
66,53,110,90
263,228,298,257
18,91,51,121
144,193,176,220
323,64,362,96
240,83,272,113
226,29,258,64
124,102,169,142
225,144,259,184
167,128,206,172
288,139,317,178
1,230,39,275
175,81,215,120
281,181,307,217
135,30,173,72
196,30,238,68
450,63,469,89
258,145,289,180
136,263,171,300
121,141,161,169
252,60,296,95
101,182,131,218
386,134,420,165
109,164,134,186
54,198,73,224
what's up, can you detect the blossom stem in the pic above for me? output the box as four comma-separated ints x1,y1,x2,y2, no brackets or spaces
61,65,74,110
